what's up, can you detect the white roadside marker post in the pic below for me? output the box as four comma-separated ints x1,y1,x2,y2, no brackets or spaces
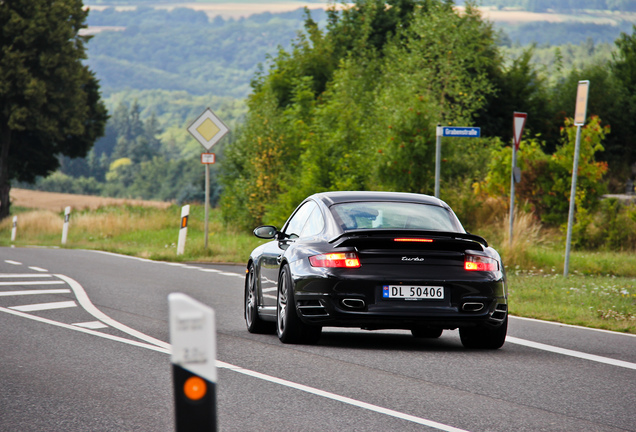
11,216,17,242
61,206,71,245
177,205,189,256
169,293,217,432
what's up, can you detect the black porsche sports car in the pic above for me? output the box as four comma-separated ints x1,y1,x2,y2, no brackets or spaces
244,191,508,349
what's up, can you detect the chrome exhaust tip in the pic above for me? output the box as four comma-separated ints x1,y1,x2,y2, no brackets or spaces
342,298,365,309
462,302,485,312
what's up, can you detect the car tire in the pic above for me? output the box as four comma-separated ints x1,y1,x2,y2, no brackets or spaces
459,315,507,349
277,264,321,344
411,327,443,339
245,264,275,334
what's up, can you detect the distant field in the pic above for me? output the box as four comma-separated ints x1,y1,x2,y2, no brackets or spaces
10,189,171,212
86,1,341,19
84,2,636,23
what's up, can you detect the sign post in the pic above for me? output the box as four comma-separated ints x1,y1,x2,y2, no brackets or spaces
510,112,527,248
434,126,481,198
188,108,229,249
564,80,590,277
169,293,217,432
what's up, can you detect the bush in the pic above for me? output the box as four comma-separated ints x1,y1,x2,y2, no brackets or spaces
572,199,636,251
37,172,104,196
482,116,609,226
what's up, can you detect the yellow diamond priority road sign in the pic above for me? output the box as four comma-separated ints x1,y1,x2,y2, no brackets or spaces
188,108,229,150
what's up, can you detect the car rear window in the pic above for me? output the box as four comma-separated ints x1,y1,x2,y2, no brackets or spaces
330,202,461,232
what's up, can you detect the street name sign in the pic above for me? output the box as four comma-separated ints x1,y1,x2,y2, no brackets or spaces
438,126,481,138
434,125,481,198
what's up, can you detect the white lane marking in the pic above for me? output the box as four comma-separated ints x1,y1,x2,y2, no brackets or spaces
9,300,77,312
0,274,52,278
91,250,154,263
28,266,49,272
4,260,22,265
506,337,636,370
54,274,170,350
0,289,71,297
510,315,636,338
0,281,64,286
262,287,277,293
0,306,168,354
219,272,243,278
90,250,245,278
73,321,109,329
216,361,470,432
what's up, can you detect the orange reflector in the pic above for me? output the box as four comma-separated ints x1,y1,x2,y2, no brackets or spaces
394,238,433,243
181,216,188,229
184,376,207,401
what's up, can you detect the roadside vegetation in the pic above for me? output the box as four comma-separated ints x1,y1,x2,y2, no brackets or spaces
1,203,634,334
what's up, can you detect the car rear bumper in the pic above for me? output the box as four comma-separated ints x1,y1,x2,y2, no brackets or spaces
292,275,507,330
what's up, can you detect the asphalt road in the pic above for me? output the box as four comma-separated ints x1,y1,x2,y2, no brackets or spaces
0,247,634,432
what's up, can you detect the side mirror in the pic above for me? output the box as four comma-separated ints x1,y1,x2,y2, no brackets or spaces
253,225,278,239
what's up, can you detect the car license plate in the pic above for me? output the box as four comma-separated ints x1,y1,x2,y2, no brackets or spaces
382,285,444,300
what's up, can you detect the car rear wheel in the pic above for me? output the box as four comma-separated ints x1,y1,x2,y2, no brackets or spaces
245,264,274,334
459,316,507,349
411,327,443,339
277,264,321,344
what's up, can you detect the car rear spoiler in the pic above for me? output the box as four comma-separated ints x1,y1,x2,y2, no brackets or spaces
329,229,489,248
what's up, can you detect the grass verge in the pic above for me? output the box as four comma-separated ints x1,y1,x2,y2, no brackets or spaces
1,204,634,333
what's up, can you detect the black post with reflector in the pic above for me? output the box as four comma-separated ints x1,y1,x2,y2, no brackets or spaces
169,293,217,431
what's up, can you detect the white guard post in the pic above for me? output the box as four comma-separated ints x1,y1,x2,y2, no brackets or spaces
169,293,217,431
177,205,190,256
61,206,71,245
11,216,17,242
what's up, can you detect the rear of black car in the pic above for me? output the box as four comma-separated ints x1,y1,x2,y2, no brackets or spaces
292,230,507,333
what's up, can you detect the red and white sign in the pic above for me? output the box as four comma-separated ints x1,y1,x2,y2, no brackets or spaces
201,153,216,164
513,112,527,151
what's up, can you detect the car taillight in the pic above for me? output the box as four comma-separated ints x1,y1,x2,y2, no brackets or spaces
464,255,498,271
394,238,433,243
309,252,361,268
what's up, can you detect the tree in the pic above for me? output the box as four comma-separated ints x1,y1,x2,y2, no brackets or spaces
610,25,636,173
0,0,107,219
221,0,503,228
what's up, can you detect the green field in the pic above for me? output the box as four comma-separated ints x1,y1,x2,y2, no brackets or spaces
2,204,634,334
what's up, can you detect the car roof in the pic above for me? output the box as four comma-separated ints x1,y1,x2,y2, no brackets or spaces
309,191,449,208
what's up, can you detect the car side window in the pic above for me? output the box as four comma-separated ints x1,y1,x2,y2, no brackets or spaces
300,206,325,238
283,201,317,239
